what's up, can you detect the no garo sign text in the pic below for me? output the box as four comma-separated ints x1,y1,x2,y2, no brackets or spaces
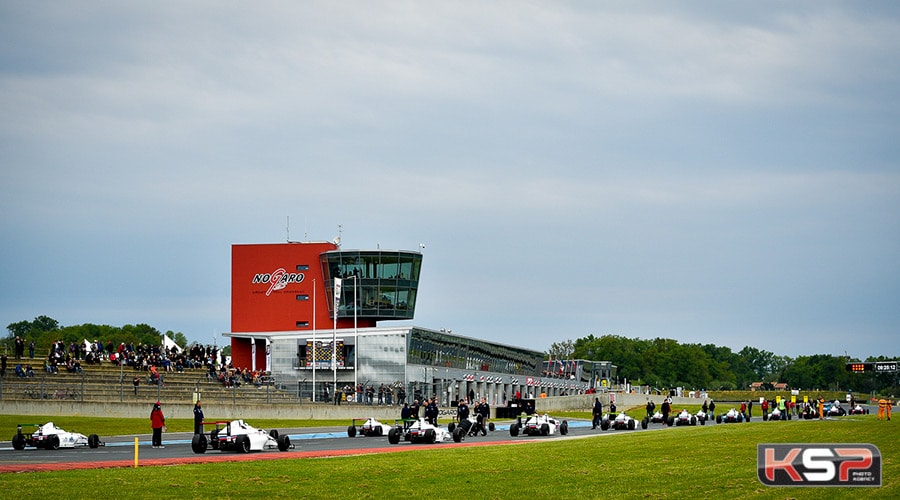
757,443,881,487
252,268,306,296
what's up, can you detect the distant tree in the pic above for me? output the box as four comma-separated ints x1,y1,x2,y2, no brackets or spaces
32,315,60,332
6,320,31,338
547,339,575,361
170,332,189,348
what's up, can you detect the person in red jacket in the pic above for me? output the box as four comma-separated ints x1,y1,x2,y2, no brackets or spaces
150,402,166,448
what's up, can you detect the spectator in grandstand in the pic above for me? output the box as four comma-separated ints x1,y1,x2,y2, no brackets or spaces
14,336,24,360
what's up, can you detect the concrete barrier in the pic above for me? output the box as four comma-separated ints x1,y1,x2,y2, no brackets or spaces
533,392,706,414
1,393,709,421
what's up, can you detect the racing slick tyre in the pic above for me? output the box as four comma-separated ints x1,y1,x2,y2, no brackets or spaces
667,417,675,427
88,434,101,448
628,419,636,430
48,434,60,450
560,421,569,435
641,418,649,430
453,427,464,443
447,422,456,433
600,420,610,431
425,429,436,444
347,425,357,438
488,422,495,432
388,427,402,445
690,416,697,426
716,415,723,424
237,435,251,453
509,423,519,437
540,423,550,436
210,430,219,449
11,434,26,450
744,415,750,422
191,434,208,454
375,425,383,436
277,434,291,451
269,429,279,439
700,417,705,426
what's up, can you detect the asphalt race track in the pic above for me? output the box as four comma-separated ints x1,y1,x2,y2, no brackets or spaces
0,408,870,474
0,418,648,473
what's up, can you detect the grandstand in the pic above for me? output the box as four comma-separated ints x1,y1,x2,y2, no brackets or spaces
0,362,305,406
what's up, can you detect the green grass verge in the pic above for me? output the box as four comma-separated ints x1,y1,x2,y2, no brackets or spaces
2,415,896,499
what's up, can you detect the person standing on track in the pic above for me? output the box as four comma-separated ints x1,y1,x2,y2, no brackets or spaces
477,397,490,435
193,400,204,434
150,402,166,448
457,397,470,423
593,398,604,429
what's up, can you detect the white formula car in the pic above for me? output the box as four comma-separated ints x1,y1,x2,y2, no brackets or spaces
694,410,709,425
602,411,645,431
764,407,791,421
647,411,666,424
388,418,453,444
716,408,748,424
673,409,698,426
826,402,847,417
192,420,293,453
447,413,495,440
11,422,102,450
347,417,391,437
849,404,868,415
509,413,569,436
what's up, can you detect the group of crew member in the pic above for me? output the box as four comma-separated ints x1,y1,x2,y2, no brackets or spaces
877,397,893,420
701,399,716,418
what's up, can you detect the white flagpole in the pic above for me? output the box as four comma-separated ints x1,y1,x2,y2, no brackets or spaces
312,278,316,402
353,275,358,401
333,277,342,400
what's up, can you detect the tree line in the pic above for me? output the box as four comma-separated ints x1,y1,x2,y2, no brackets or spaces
4,315,190,357
568,334,897,394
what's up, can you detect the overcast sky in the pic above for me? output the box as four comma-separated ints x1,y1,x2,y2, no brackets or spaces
2,2,898,360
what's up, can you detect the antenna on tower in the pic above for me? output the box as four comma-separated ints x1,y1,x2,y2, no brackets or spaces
286,216,290,242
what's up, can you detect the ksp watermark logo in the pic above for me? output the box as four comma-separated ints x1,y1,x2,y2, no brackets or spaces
757,443,881,487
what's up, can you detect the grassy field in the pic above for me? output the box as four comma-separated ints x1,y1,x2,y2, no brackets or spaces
1,413,895,499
